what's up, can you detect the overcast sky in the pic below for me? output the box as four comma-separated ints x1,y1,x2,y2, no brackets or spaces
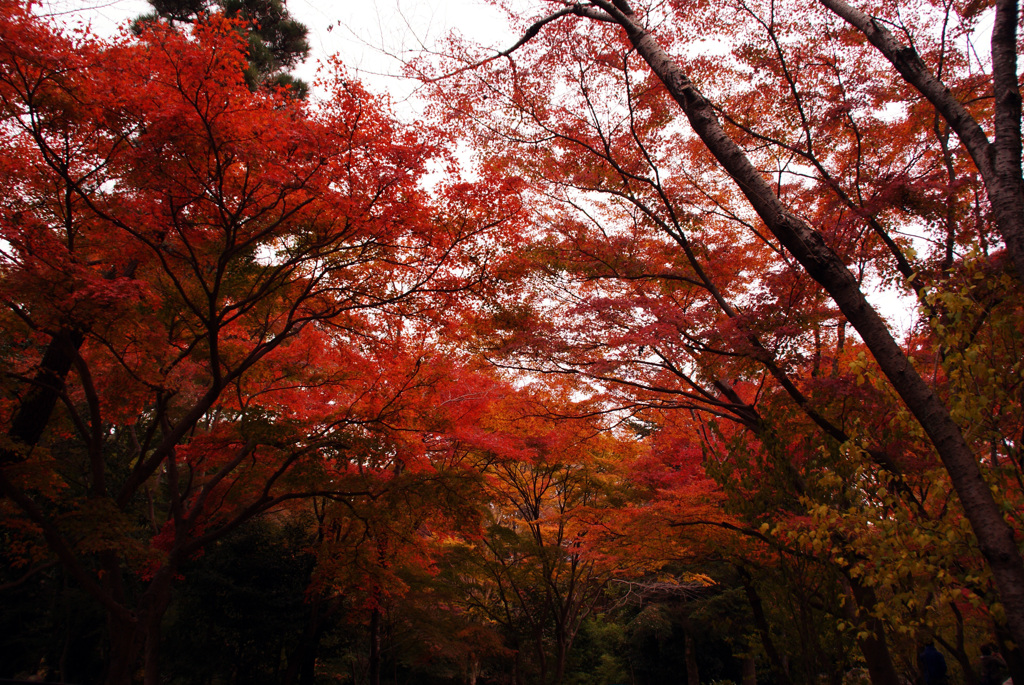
35,0,516,109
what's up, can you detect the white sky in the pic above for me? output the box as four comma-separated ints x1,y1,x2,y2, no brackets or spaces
35,0,516,112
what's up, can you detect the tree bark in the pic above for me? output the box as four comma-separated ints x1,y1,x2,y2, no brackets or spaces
843,577,902,685
685,630,700,685
740,569,792,685
936,604,978,685
369,607,382,685
0,327,85,466
989,0,1024,279
104,612,144,685
741,655,757,685
142,572,174,685
993,621,1024,685
284,594,330,685
554,636,569,685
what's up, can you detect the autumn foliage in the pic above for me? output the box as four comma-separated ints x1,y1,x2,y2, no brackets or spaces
1,0,1024,683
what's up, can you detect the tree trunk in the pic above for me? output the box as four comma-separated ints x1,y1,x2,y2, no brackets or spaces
534,627,549,685
98,565,177,685
369,607,381,685
554,637,568,685
842,578,901,685
0,327,85,467
993,621,1024,685
104,613,144,685
596,1,1024,652
938,640,977,685
740,569,792,685
936,604,978,685
685,631,700,685
741,655,757,685
284,595,327,685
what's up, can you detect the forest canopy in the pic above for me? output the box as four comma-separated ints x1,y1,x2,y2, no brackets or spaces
1,0,1023,683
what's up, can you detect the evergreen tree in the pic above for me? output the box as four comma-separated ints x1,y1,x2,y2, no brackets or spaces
140,0,310,96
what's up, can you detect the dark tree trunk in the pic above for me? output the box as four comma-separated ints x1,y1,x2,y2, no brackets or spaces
554,637,568,685
284,595,329,685
740,569,792,685
684,631,700,685
104,613,144,685
1,327,85,466
994,621,1024,685
369,607,381,685
142,601,167,685
843,578,901,685
741,655,757,685
936,604,978,685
